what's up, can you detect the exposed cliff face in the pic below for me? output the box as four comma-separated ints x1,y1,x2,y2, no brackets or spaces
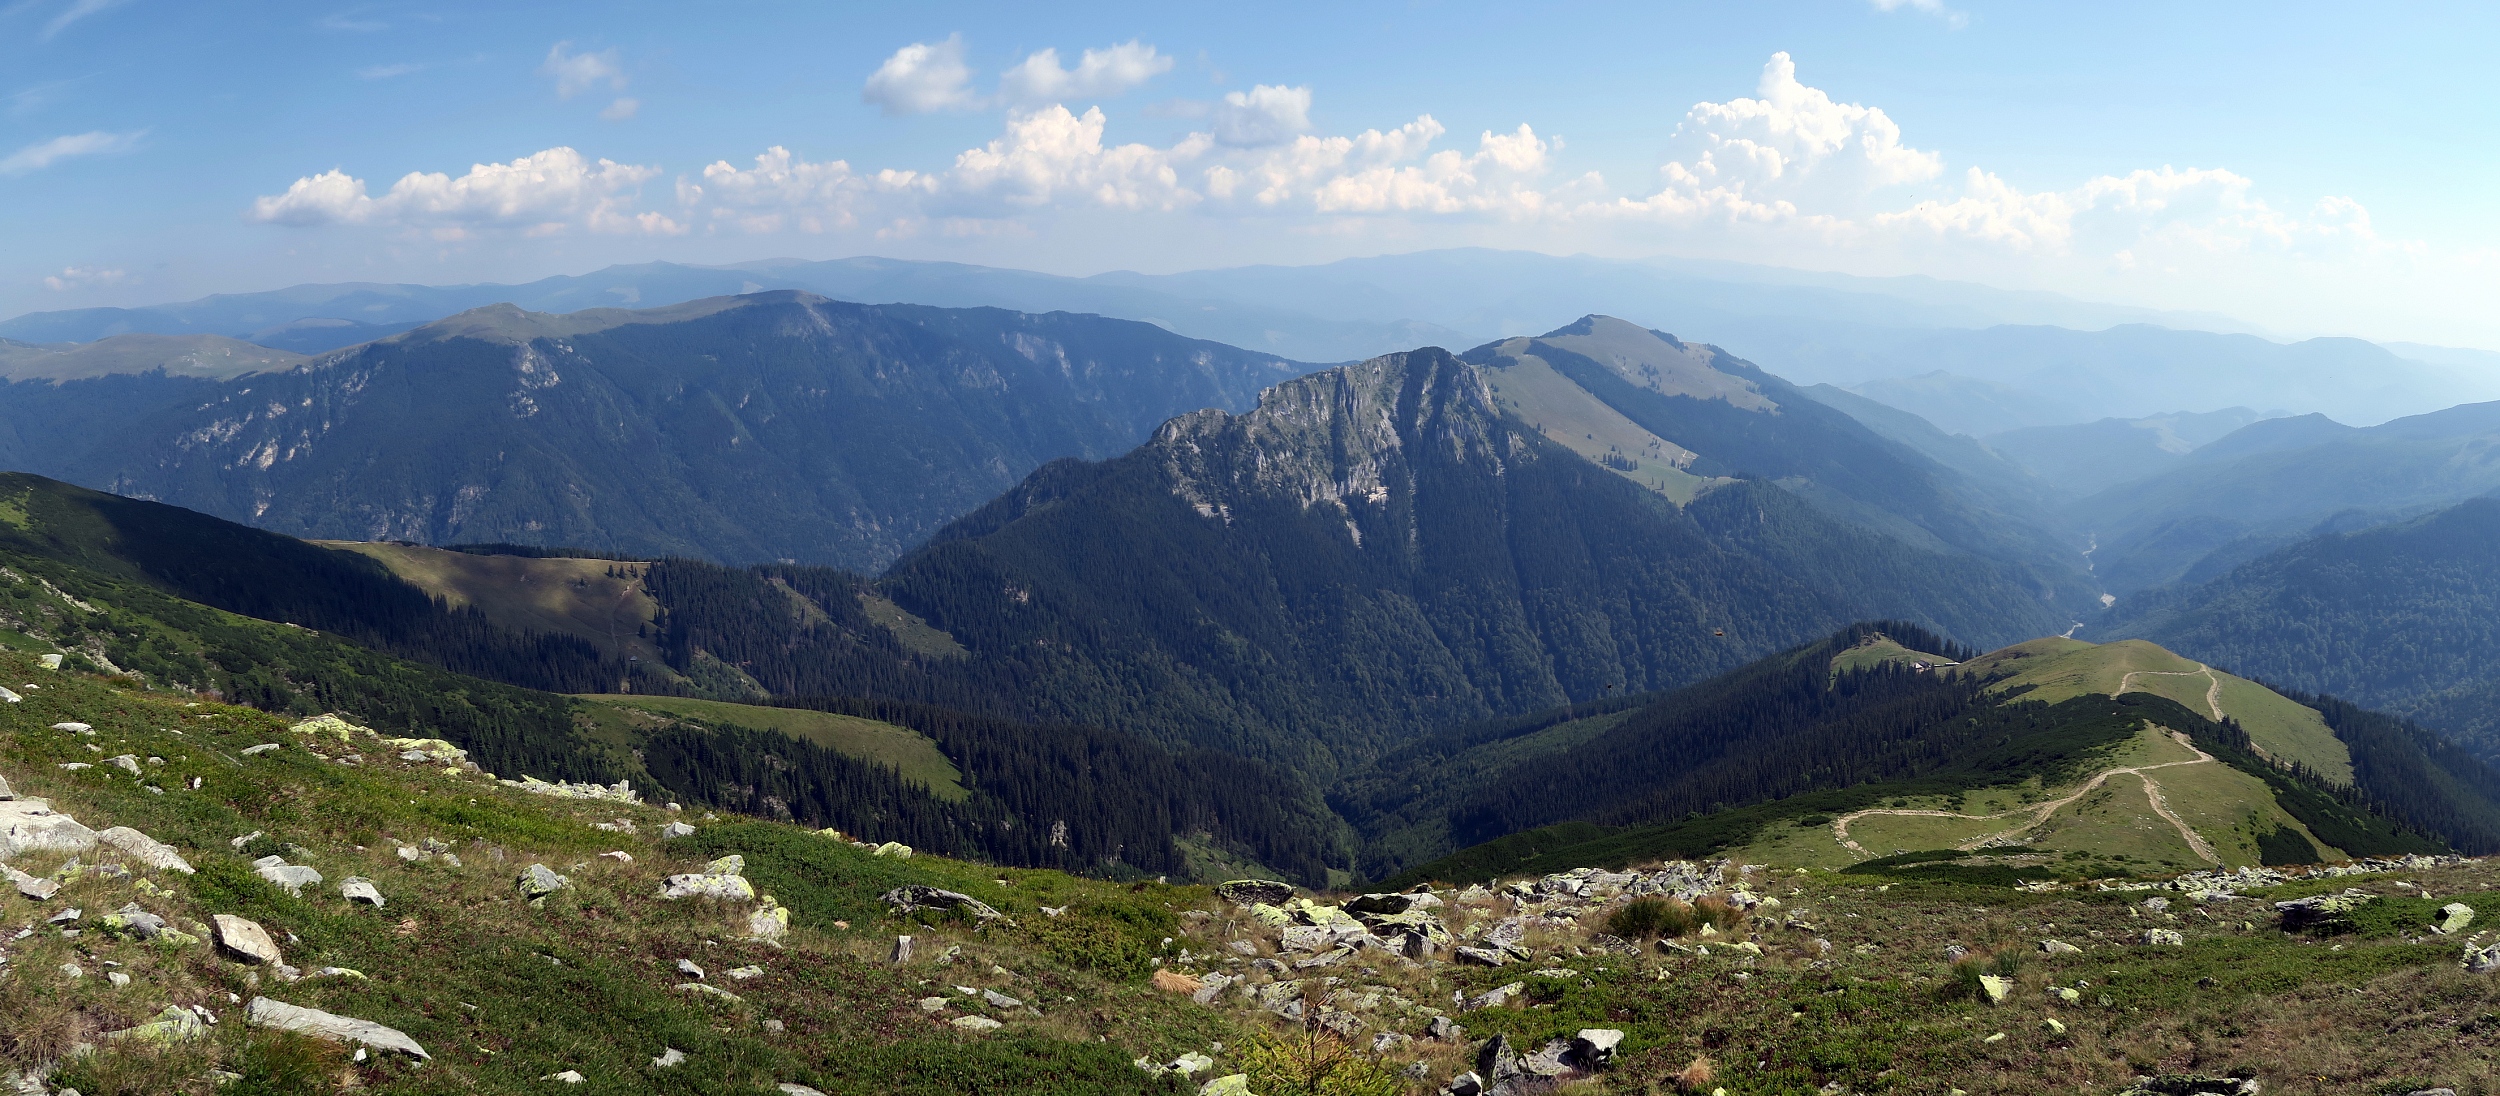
9,292,1309,569
1149,348,1515,537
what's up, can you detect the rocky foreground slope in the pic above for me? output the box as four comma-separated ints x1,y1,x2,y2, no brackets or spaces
11,649,2500,1095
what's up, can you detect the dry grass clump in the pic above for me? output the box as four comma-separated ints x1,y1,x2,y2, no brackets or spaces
1674,1054,1716,1090
1602,896,1746,941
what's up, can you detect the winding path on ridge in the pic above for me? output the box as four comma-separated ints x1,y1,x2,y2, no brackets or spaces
1832,662,2232,864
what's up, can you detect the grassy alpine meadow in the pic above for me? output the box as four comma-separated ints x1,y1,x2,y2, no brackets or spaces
12,645,2500,1094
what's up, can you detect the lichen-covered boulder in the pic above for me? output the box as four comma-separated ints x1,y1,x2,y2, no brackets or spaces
1215,880,1295,906
881,884,1003,921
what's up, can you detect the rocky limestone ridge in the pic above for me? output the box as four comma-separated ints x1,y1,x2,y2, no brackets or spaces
1147,348,1519,534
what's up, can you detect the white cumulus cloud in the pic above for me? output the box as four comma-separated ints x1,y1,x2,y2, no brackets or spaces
863,35,978,116
247,147,681,238
1606,52,1941,225
997,40,1173,103
1211,85,1312,148
542,42,625,99
0,129,145,175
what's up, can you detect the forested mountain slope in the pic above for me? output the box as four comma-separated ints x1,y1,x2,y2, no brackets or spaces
0,473,1338,882
2096,498,2500,761
872,346,2073,775
1,292,1310,571
1379,629,2500,886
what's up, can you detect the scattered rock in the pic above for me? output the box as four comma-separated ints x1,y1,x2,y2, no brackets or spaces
1215,879,1295,906
872,841,913,858
546,1070,586,1083
0,798,98,859
951,1015,1003,1033
778,1086,829,1096
247,996,429,1059
2433,903,2476,935
661,821,696,838
1574,1028,1625,1066
1977,974,2013,1003
1190,972,1235,1006
2274,889,2375,932
652,1048,686,1068
251,855,322,895
677,983,743,1002
891,935,914,965
1454,946,1513,967
2113,1075,2261,1096
107,1004,207,1044
214,915,283,965
241,743,280,756
339,877,385,907
2462,940,2500,974
502,775,642,803
918,997,951,1013
2140,929,2185,947
2040,939,2083,956
663,856,754,901
748,896,790,943
1464,981,1526,1011
5,864,59,900
726,966,765,981
881,885,1004,921
102,903,168,940
108,754,142,775
519,864,570,901
1428,1015,1464,1042
1198,1075,1253,1096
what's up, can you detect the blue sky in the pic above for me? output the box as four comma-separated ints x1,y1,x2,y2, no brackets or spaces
5,1,2497,346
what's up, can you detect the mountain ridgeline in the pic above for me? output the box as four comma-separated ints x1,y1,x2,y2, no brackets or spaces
866,338,2082,772
1371,628,2500,887
1,292,1310,571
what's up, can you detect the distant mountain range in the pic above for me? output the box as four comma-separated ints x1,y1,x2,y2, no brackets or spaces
2,292,1309,570
10,249,2494,435
2074,401,2500,592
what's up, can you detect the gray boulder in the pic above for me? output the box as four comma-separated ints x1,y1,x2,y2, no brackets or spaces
881,884,1003,921
252,855,322,895
247,996,429,1059
2140,929,2185,947
340,877,386,907
1572,1028,1625,1066
519,863,570,900
2274,888,2375,932
1454,946,1513,967
96,826,194,874
1464,981,1526,1011
1215,879,1295,906
214,914,284,965
2432,902,2476,935
0,798,97,859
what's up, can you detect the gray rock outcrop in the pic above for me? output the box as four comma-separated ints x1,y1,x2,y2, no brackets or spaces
881,884,1003,921
96,826,194,874
0,798,97,859
248,997,429,1059
214,914,283,965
